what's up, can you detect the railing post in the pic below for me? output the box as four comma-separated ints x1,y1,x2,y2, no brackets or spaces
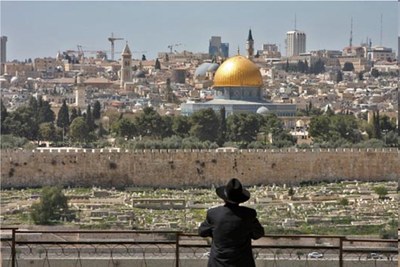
339,237,343,267
11,228,16,267
175,232,180,267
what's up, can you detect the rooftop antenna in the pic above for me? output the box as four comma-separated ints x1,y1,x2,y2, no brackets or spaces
237,46,240,55
380,14,383,46
349,17,353,49
294,13,297,31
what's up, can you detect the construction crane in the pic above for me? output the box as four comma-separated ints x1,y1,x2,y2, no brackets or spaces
167,43,182,53
108,33,124,61
77,45,108,61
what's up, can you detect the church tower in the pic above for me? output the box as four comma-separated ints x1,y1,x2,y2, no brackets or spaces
246,29,254,60
120,42,132,88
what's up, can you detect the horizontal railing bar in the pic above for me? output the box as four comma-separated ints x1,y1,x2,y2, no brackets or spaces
15,230,182,234
343,248,398,253
178,244,341,250
16,240,177,245
344,238,397,243
180,233,346,238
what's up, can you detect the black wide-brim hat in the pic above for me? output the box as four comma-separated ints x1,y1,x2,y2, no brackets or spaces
216,178,250,204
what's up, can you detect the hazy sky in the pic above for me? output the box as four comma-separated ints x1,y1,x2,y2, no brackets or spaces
1,1,398,61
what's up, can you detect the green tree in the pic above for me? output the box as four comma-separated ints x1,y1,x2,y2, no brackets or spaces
0,135,29,149
309,114,360,143
310,59,325,74
373,186,388,199
69,117,90,143
161,115,174,138
226,113,260,143
155,58,161,70
3,106,38,140
338,198,349,206
336,70,343,83
330,115,360,143
260,113,284,136
38,99,55,124
172,115,191,138
370,68,380,78
69,107,78,123
142,54,146,61
30,187,69,225
57,100,70,130
39,122,57,142
380,115,396,132
28,96,38,114
135,107,164,138
111,118,136,139
1,100,8,134
285,59,289,72
372,111,381,139
97,122,108,138
297,60,306,73
217,107,227,147
288,187,295,197
358,71,364,80
92,100,101,120
189,108,219,142
309,115,332,141
85,104,95,132
342,62,354,72
304,59,309,73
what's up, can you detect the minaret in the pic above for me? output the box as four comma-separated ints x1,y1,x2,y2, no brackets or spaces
120,42,132,88
349,17,353,50
246,29,254,59
75,73,85,109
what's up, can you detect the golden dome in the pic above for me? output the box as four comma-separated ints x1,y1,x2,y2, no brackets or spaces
213,55,263,87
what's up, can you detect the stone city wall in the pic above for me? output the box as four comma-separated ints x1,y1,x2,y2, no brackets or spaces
1,148,399,189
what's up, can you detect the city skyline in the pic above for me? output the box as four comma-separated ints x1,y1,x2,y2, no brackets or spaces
1,1,399,61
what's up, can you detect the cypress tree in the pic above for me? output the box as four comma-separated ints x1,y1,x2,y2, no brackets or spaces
155,58,161,70
92,100,101,120
217,107,227,147
57,100,70,130
85,104,95,132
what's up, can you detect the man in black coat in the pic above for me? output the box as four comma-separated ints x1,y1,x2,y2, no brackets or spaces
198,178,265,267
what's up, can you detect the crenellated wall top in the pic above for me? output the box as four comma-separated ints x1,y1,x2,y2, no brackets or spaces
2,147,400,154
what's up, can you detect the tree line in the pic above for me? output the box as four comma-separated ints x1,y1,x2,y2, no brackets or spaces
1,97,398,149
1,98,296,149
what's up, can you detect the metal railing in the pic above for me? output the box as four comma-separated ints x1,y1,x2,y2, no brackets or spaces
1,228,398,267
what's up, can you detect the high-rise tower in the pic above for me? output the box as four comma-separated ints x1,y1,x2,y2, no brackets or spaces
209,36,229,58
246,29,254,59
0,36,7,63
0,36,7,74
120,42,132,88
286,30,306,57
